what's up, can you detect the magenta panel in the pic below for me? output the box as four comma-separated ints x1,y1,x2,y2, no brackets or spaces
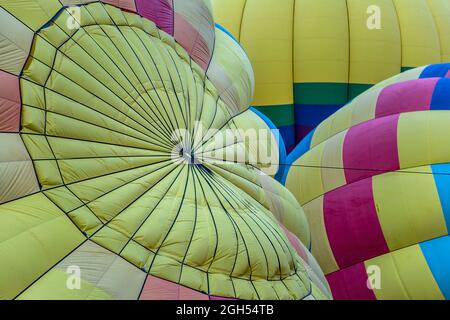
326,262,376,300
343,114,400,184
136,0,174,35
324,178,389,269
375,78,437,118
0,71,21,132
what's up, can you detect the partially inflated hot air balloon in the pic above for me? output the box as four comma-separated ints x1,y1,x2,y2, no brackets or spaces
0,0,330,300
283,63,450,300
212,0,450,150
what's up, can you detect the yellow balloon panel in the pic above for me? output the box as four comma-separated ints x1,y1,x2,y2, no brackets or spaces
393,0,441,69
239,0,295,107
293,0,349,84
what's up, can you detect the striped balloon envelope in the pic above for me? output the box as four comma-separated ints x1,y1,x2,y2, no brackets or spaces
283,63,450,300
0,0,330,300
212,0,450,151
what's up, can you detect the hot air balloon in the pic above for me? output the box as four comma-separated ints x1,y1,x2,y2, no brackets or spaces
212,0,450,151
0,0,329,300
283,63,450,300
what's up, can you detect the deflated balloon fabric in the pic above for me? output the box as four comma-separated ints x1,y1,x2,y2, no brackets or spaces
0,0,330,300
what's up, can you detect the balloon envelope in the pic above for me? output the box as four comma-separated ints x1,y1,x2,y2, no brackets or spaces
0,0,329,300
284,63,450,300
212,0,450,151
